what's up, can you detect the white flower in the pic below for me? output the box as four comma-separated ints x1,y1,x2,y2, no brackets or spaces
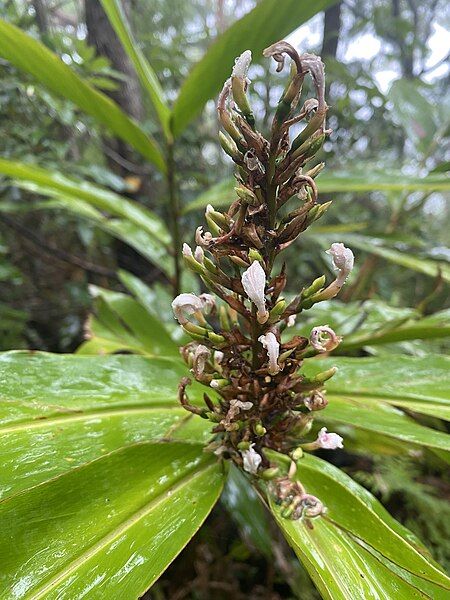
241,443,262,475
328,242,354,285
287,315,297,327
230,399,253,412
214,351,224,363
232,50,252,80
195,226,213,247
310,325,342,353
172,293,204,324
316,427,343,450
320,243,354,300
241,261,268,323
258,332,281,375
192,344,210,377
182,243,193,257
194,246,204,263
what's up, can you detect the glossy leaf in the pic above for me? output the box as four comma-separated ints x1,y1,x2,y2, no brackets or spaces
303,356,450,437
0,159,170,244
183,170,450,212
99,0,170,137
0,18,166,171
172,0,337,136
270,454,449,599
78,286,178,357
0,441,223,599
0,351,212,498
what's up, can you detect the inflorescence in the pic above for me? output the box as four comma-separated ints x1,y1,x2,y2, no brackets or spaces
172,41,354,523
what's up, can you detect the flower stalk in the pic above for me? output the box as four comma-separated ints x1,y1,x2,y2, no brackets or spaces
172,42,354,522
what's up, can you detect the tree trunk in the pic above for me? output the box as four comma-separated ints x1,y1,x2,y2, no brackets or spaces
321,1,342,59
85,0,144,175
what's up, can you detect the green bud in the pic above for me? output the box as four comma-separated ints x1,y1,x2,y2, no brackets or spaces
303,275,326,298
210,378,230,389
231,76,255,126
182,254,206,275
248,248,263,263
253,422,267,436
205,214,222,236
269,298,286,322
290,447,304,461
310,366,338,383
219,306,231,331
260,467,280,480
219,131,242,161
235,185,259,206
207,331,226,344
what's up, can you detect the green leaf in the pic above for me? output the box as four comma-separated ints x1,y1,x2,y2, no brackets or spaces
0,18,166,171
344,234,450,282
99,0,170,138
319,397,450,450
183,169,450,213
0,159,172,257
304,356,450,437
172,0,338,136
339,309,450,351
270,454,449,599
78,286,178,357
0,351,212,498
0,441,223,599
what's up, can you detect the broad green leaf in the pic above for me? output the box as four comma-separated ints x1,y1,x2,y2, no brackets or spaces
303,356,450,438
319,397,450,450
0,159,170,245
270,454,449,598
345,234,450,282
340,309,450,351
0,442,223,599
0,352,212,498
78,286,178,357
172,0,338,136
99,0,170,138
0,18,166,171
32,197,174,278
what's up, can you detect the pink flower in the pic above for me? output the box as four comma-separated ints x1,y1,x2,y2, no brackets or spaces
316,427,343,450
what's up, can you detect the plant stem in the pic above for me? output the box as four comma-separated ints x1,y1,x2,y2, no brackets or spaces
167,140,182,296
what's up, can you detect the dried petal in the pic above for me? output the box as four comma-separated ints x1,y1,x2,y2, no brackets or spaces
310,325,342,352
195,226,213,247
192,344,210,377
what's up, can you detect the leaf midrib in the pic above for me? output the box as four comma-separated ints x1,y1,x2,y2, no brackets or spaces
28,459,218,599
0,404,184,433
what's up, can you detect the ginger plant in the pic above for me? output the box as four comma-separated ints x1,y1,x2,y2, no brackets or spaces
172,41,354,522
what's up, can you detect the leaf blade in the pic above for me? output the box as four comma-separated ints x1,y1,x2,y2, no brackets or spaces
0,18,166,171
